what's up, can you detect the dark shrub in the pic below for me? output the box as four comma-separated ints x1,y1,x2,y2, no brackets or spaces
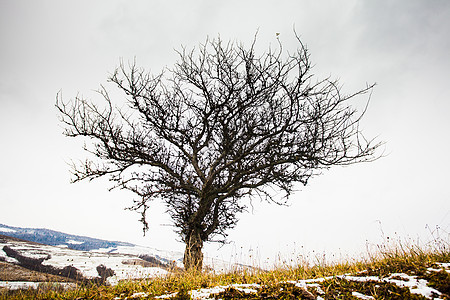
96,264,115,282
2,245,83,281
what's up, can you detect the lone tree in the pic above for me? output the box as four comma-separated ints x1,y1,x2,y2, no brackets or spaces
56,35,381,271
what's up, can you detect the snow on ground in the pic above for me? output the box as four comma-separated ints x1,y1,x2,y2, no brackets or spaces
138,284,262,300
99,244,240,272
96,245,184,269
66,239,84,245
428,263,450,273
3,233,447,297
337,273,442,299
190,284,260,299
0,234,240,289
0,226,16,233
0,237,169,285
385,273,441,299
153,265,449,300
41,247,169,284
0,244,19,264
352,291,375,300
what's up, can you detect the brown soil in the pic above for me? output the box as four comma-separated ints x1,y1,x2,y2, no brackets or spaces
0,261,74,282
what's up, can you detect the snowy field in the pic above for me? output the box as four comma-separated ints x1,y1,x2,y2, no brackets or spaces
0,236,170,286
0,234,239,289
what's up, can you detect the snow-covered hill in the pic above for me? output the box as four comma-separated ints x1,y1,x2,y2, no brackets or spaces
0,224,240,287
0,223,134,251
0,234,171,285
0,223,187,267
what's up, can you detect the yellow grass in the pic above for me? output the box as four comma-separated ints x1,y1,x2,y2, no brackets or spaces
1,235,449,299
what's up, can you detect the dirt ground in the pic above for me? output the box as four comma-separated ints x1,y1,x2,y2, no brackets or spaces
0,261,73,282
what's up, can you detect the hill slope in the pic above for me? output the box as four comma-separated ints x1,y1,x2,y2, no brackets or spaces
0,234,169,285
0,223,238,283
2,241,449,299
0,223,133,251
0,223,185,267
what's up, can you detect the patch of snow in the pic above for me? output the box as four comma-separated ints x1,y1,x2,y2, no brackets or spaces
385,273,441,299
106,267,168,285
428,263,450,273
3,256,19,264
156,283,261,300
304,276,334,283
436,262,450,268
95,247,116,253
1,255,20,264
66,240,84,245
336,273,442,299
0,227,16,233
352,291,375,299
287,279,326,295
0,281,41,290
190,283,260,299
337,275,381,282
155,292,178,299
315,285,325,295
190,286,227,299
110,245,184,266
0,243,20,263
231,283,260,294
128,292,149,298
302,282,325,295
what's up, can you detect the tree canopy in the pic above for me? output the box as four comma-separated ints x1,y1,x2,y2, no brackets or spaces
56,34,381,270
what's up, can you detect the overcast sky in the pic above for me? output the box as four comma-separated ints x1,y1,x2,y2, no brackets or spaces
1,0,449,266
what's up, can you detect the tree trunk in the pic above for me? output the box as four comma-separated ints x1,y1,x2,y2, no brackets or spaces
183,229,204,271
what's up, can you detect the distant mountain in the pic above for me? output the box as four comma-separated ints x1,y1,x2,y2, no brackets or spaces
0,223,133,251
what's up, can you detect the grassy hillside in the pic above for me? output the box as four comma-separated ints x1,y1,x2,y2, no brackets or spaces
1,240,449,299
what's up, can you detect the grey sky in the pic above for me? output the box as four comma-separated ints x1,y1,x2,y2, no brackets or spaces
1,0,449,264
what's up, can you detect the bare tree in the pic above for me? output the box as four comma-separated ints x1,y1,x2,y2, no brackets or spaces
56,35,381,271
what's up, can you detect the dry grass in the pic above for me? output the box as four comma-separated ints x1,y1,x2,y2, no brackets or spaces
1,235,449,299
